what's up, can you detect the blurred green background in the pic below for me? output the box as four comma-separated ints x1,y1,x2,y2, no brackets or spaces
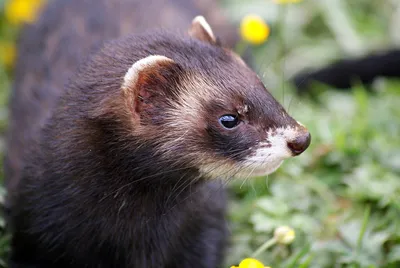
0,0,399,267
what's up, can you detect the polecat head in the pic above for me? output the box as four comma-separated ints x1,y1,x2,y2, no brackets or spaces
81,16,311,180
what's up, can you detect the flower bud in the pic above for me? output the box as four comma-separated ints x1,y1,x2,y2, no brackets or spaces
274,226,295,244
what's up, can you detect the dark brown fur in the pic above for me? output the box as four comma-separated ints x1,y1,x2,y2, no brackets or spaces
8,30,249,268
4,1,309,268
4,0,238,203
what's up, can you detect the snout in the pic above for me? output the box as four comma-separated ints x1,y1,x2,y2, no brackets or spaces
287,130,311,156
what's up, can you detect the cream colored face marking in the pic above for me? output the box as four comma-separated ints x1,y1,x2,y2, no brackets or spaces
197,126,304,179
240,126,300,176
238,104,249,115
155,75,216,158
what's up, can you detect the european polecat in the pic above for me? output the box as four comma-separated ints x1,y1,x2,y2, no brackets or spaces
4,0,239,200
4,1,311,267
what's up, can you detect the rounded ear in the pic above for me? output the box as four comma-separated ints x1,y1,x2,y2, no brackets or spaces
188,16,217,44
122,55,175,94
122,55,182,123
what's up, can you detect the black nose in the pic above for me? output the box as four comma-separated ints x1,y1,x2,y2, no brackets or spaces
287,132,311,156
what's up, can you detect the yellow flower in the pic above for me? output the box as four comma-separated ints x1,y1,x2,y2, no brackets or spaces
230,258,271,268
0,41,17,68
272,0,303,4
274,226,295,244
4,0,47,25
240,14,270,45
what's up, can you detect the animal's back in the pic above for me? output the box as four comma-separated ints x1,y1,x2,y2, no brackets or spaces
4,0,238,204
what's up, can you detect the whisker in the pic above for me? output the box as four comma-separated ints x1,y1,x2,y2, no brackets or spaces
164,160,253,214
240,162,258,189
255,45,276,78
265,175,270,189
98,164,192,203
164,171,191,207
287,91,296,114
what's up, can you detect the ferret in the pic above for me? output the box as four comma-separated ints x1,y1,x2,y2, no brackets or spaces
4,0,239,199
4,0,311,267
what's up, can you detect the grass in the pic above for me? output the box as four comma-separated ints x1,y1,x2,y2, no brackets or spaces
0,0,399,267
225,84,400,267
222,1,400,267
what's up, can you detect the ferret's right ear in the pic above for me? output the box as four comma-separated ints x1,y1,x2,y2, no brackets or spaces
188,16,217,44
121,55,182,122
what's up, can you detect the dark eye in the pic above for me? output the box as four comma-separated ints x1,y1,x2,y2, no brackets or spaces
219,114,240,129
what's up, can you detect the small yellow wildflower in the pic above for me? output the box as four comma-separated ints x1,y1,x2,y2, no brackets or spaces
231,258,271,268
274,226,295,244
240,14,270,45
4,0,47,25
0,41,17,68
272,0,303,4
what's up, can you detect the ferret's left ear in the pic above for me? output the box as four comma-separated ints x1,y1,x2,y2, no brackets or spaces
121,55,183,123
188,16,217,44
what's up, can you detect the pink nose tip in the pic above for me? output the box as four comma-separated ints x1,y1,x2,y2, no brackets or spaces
287,132,311,156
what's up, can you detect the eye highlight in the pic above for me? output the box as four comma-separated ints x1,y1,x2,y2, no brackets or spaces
219,114,240,129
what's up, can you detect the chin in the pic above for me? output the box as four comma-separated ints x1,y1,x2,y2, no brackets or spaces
233,159,284,179
199,157,286,180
